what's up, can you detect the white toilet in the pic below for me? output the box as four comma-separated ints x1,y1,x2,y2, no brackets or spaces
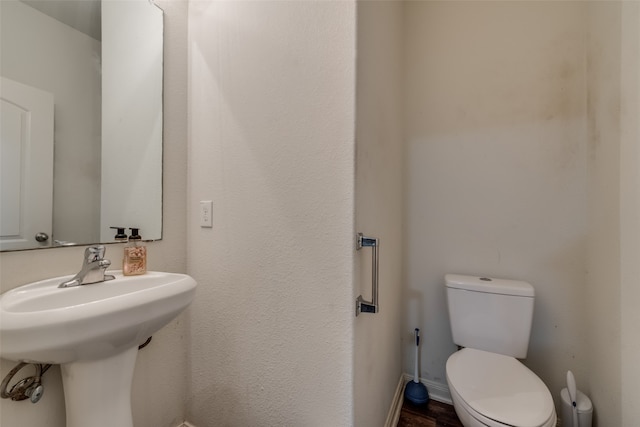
445,274,557,427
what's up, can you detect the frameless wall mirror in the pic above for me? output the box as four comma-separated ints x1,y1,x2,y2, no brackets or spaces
0,0,163,251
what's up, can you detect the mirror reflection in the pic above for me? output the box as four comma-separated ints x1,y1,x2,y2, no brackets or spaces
0,0,163,251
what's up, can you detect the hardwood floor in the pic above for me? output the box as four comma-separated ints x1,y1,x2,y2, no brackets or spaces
397,398,464,427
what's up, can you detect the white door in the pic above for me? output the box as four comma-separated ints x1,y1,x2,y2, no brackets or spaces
0,77,54,250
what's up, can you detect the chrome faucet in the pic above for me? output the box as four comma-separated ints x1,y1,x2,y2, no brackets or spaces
59,246,116,288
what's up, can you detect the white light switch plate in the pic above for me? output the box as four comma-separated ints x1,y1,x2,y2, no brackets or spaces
199,200,213,227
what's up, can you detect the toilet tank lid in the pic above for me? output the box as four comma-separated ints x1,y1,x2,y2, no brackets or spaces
445,274,534,297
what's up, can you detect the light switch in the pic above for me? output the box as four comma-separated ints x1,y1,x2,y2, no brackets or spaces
199,200,213,227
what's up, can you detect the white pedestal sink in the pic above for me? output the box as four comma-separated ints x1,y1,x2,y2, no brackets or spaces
0,271,197,427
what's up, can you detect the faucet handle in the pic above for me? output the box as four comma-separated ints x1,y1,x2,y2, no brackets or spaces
84,245,106,263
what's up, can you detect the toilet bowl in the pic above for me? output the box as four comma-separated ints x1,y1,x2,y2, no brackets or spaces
446,348,556,427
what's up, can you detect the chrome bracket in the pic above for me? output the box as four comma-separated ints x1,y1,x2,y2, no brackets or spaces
356,233,379,316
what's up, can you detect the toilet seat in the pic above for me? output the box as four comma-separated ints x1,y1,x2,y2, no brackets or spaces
446,348,556,427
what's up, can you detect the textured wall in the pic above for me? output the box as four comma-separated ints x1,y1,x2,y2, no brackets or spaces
187,1,356,425
403,1,589,412
0,1,189,426
354,1,405,426
585,3,622,425
618,3,640,426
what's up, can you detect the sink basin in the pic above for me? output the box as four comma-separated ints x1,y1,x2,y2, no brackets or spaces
0,271,196,364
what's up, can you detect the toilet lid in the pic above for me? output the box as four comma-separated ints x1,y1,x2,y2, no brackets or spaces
447,348,554,427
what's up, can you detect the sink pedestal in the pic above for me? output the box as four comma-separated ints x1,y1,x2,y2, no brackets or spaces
61,347,138,427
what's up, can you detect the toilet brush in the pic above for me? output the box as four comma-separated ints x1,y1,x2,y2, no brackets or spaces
567,370,579,427
404,328,429,405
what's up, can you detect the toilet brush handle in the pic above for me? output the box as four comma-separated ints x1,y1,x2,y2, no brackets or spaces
413,328,420,383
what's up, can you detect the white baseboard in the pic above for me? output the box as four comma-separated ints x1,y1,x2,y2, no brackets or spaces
385,374,453,427
402,373,452,405
384,375,406,427
179,423,196,427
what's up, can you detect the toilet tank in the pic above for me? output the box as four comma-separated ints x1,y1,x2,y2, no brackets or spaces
446,274,535,359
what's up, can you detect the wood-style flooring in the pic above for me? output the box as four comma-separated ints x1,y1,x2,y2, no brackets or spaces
397,398,464,427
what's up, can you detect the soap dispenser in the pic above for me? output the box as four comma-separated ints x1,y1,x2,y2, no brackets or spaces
123,228,147,276
110,227,128,242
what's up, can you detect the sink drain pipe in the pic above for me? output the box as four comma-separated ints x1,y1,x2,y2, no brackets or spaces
1,336,152,404
0,362,50,403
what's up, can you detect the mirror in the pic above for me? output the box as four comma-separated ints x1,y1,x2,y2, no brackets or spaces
0,0,163,251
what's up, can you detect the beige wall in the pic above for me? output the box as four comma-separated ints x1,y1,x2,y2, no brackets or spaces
0,1,189,426
404,3,640,426
619,2,640,425
354,1,404,426
186,1,356,425
403,0,590,411
586,2,622,425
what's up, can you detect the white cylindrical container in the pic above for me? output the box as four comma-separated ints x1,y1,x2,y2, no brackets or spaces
560,387,593,427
